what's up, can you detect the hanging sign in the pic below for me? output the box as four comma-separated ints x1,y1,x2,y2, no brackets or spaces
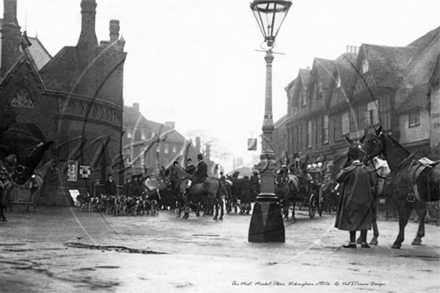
247,138,257,151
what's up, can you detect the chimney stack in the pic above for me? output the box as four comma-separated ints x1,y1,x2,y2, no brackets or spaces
77,0,98,51
1,0,21,77
109,20,120,43
195,137,201,153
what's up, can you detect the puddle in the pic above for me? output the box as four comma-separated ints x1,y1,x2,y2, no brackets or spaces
65,242,168,255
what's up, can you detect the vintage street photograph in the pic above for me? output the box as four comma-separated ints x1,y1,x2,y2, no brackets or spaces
0,0,439,292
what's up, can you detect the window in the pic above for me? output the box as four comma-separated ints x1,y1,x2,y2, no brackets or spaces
367,101,379,125
164,144,169,154
317,81,323,99
362,59,369,74
172,145,177,153
141,129,146,140
409,110,420,127
301,92,306,106
126,128,133,139
336,75,341,88
323,115,329,143
307,120,312,148
342,112,349,135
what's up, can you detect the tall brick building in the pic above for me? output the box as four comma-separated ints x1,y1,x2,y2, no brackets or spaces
0,0,127,205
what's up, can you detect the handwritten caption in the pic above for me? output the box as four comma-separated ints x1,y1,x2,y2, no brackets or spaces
232,281,386,287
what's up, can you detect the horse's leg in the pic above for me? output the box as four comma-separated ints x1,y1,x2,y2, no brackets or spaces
213,198,219,221
33,189,41,211
219,197,224,220
412,201,427,245
26,189,33,212
392,199,412,249
370,200,379,245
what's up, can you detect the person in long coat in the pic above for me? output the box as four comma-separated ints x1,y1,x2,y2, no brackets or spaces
249,171,260,202
335,138,375,249
240,176,251,214
104,174,117,196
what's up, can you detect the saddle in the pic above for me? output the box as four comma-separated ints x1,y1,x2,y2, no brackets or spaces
404,157,440,202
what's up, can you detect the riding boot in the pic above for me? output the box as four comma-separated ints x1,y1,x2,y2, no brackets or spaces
360,230,370,248
343,231,357,248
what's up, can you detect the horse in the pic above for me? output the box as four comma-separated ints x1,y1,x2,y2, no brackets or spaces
275,169,298,221
0,123,54,185
164,164,223,220
363,126,440,249
9,159,58,212
0,158,14,221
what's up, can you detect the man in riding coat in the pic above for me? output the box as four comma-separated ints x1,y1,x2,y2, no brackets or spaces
335,138,375,249
187,154,208,190
185,158,196,175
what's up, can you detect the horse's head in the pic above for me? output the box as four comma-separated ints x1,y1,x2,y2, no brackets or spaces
363,126,385,162
345,135,366,162
12,141,54,185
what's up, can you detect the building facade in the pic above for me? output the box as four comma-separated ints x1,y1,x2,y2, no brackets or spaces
0,0,127,205
278,27,440,168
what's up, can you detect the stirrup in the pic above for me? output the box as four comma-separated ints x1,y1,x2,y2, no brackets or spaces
342,242,356,249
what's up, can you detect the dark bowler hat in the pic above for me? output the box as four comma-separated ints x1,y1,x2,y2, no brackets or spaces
197,154,203,160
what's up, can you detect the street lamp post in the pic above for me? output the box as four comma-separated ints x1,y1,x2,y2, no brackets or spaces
248,0,291,243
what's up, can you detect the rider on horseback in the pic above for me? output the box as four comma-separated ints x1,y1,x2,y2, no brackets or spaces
185,158,196,175
275,165,289,185
186,154,208,192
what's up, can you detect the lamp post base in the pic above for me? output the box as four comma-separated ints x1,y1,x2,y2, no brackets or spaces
248,194,285,243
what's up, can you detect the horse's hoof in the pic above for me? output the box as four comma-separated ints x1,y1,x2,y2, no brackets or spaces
412,239,422,245
213,216,218,221
369,240,378,246
391,243,401,249
219,217,223,221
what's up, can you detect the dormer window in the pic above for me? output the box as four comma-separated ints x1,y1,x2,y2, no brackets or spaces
362,59,369,74
301,92,306,106
317,81,323,99
336,75,341,88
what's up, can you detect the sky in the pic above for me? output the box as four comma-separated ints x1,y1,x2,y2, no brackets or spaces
5,0,440,171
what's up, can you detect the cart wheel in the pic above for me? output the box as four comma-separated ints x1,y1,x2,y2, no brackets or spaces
309,194,316,218
318,188,323,217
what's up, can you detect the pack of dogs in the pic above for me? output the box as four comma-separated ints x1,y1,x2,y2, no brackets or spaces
75,191,160,216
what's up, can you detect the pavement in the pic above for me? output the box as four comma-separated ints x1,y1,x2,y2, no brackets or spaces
0,205,439,293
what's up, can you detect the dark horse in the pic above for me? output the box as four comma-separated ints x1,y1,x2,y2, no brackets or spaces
363,126,440,249
275,170,298,221
164,164,224,220
0,123,53,220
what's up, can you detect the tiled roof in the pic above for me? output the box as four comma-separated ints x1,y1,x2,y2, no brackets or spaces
298,68,311,89
397,84,430,112
313,58,335,88
362,44,417,88
408,26,440,58
335,53,357,92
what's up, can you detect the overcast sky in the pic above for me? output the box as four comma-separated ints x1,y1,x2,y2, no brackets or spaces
7,0,440,171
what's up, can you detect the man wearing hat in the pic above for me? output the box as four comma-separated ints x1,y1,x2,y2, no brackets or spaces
187,154,208,191
185,158,196,175
335,137,375,249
